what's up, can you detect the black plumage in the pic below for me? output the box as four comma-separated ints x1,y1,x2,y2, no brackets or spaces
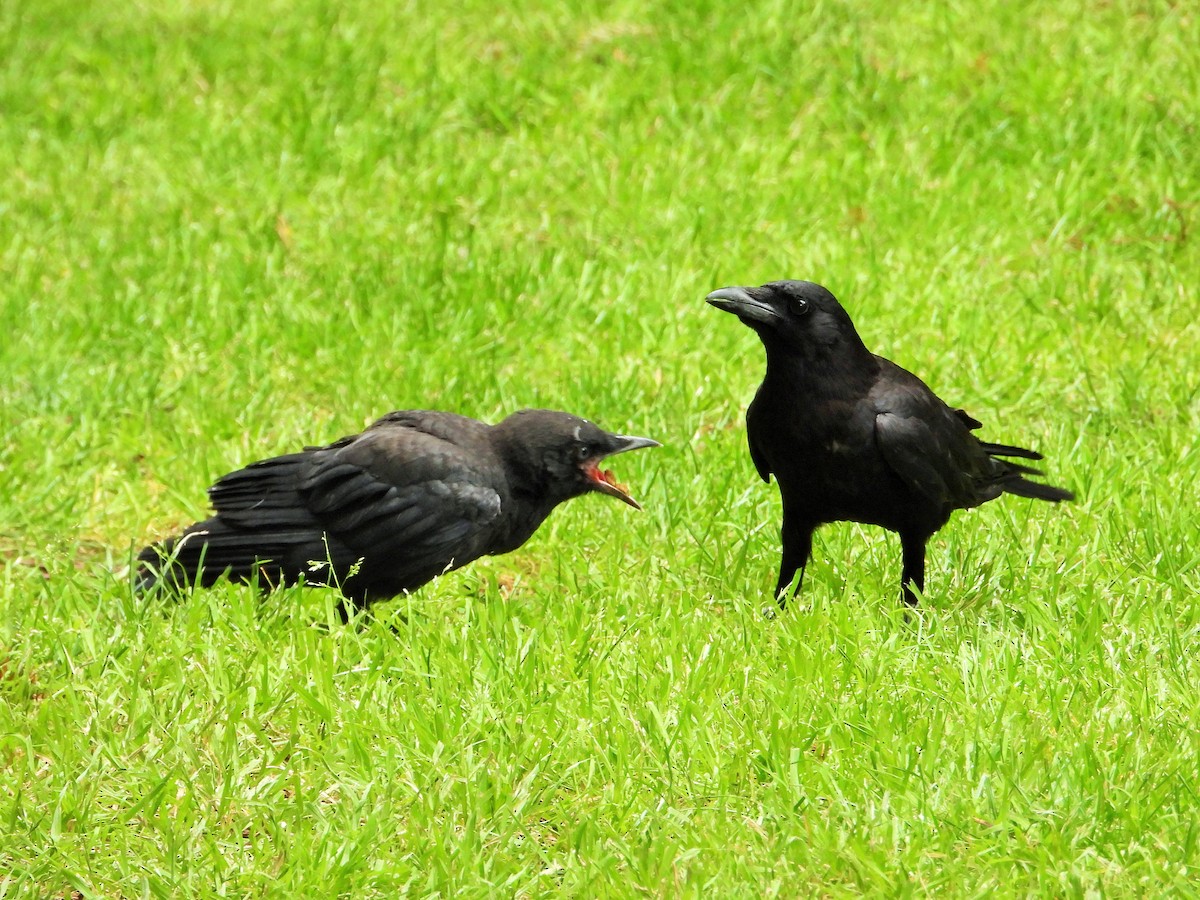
136,409,658,615
707,280,1073,607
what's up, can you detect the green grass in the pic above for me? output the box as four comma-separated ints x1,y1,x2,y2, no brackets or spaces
2,0,1198,894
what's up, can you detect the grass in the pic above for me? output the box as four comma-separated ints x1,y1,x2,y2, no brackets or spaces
2,0,1198,894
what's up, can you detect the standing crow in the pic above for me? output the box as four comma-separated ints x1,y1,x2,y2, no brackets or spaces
136,409,658,615
706,280,1073,607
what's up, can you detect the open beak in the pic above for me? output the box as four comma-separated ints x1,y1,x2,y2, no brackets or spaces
705,286,779,325
587,434,660,510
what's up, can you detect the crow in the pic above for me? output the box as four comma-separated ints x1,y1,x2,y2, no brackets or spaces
706,280,1073,607
136,409,658,616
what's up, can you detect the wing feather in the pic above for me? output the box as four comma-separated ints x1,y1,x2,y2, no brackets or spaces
874,412,954,503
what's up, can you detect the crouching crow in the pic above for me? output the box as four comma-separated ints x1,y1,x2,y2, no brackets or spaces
136,409,658,617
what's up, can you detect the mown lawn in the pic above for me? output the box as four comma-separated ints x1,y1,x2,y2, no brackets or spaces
1,0,1198,895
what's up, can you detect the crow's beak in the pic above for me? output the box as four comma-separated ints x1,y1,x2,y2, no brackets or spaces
706,286,779,324
608,435,661,455
588,434,660,510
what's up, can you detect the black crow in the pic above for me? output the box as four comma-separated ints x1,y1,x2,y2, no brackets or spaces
706,280,1073,607
136,409,658,616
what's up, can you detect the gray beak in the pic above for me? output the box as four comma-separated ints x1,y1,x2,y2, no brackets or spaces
705,286,779,325
589,434,660,510
608,435,661,455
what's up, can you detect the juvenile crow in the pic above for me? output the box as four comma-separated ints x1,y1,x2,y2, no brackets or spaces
706,280,1073,607
136,409,658,616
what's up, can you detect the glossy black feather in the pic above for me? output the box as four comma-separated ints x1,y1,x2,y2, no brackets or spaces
707,280,1073,607
136,408,658,616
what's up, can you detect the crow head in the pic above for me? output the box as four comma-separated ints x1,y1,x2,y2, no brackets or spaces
706,280,869,361
494,410,659,509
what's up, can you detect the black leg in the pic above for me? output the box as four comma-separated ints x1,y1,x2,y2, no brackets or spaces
775,518,814,610
337,585,370,625
899,532,927,606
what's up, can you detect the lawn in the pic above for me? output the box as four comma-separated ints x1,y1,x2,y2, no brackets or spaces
2,0,1198,895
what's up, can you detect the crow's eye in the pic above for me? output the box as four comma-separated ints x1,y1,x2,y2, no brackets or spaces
788,296,810,316
575,445,592,462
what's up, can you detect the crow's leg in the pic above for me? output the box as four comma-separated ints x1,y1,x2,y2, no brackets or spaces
899,531,928,606
775,516,815,610
336,585,371,625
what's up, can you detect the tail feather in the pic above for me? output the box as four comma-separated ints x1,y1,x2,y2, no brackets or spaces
1000,460,1045,478
137,452,357,596
1002,475,1075,503
135,517,319,594
980,441,1044,461
981,439,1074,503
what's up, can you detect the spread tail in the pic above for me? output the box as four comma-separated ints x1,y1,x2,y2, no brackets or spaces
135,517,294,595
982,441,1075,503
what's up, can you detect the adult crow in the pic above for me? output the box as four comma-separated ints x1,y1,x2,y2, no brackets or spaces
706,280,1073,607
136,409,658,616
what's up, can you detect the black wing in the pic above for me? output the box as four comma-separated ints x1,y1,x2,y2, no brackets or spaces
297,426,503,571
206,417,505,593
871,363,1006,509
747,429,772,483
